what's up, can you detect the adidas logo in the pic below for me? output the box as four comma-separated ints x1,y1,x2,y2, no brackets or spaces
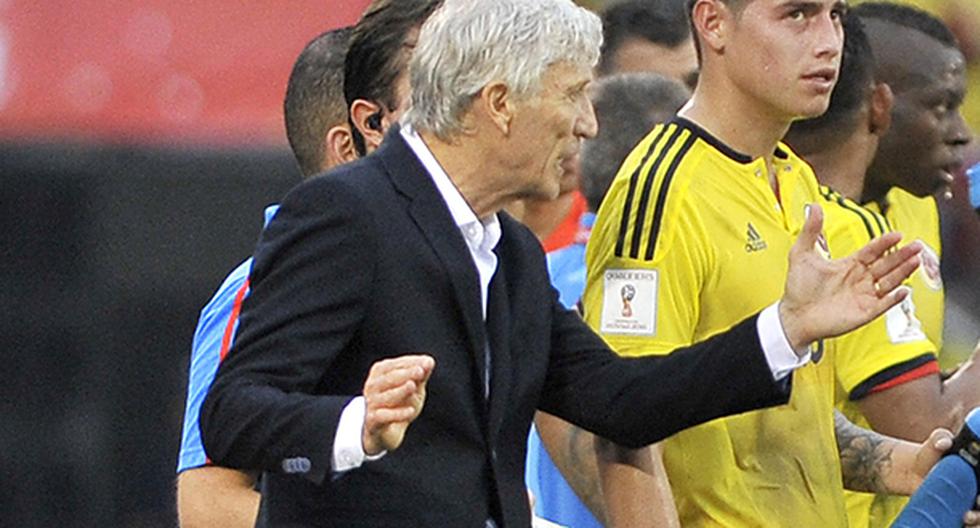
745,222,767,252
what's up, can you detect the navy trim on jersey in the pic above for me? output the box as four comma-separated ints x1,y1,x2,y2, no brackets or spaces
630,126,684,259
646,133,698,261
615,126,670,257
821,186,882,240
673,117,753,164
848,353,938,401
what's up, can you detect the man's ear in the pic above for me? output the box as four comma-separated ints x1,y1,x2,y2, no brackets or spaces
350,98,387,152
869,82,894,137
692,0,728,56
324,124,358,169
480,81,514,135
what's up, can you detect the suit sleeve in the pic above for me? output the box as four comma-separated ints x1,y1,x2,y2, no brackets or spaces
538,295,790,448
200,177,376,484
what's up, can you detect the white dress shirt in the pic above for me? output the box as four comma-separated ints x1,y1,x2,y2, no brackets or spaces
330,127,809,473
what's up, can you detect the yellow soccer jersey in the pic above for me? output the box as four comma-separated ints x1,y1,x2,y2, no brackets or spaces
837,187,944,528
867,188,945,355
583,118,847,527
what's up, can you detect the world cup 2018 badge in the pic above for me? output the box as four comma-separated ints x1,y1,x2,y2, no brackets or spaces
621,284,636,317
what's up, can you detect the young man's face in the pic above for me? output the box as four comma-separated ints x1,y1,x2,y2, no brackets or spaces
721,0,846,121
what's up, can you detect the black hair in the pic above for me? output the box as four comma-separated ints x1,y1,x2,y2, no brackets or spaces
344,0,443,156
852,2,957,49
284,26,352,178
598,0,692,76
581,73,690,212
684,0,747,63
786,14,875,147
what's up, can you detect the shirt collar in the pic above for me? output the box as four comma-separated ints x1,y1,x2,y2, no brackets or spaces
400,125,501,252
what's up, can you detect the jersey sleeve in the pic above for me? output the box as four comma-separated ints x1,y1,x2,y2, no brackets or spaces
823,201,938,401
584,193,710,358
176,260,251,473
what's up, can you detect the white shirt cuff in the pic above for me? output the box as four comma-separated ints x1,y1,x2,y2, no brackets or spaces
332,396,386,473
757,302,811,381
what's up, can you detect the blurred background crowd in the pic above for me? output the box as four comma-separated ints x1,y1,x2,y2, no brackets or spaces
0,1,977,526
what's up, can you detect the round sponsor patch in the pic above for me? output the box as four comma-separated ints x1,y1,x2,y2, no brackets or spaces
918,241,942,291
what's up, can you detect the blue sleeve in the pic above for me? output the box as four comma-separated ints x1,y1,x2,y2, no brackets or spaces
176,258,252,473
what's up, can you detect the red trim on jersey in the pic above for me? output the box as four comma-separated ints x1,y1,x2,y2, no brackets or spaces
868,360,940,395
205,277,251,466
219,278,250,361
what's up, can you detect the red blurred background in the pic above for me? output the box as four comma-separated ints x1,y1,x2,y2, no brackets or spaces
0,0,370,145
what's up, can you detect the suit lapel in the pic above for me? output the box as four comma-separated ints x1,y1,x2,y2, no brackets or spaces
379,129,491,410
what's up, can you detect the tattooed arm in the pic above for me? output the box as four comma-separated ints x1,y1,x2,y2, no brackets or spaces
594,438,680,528
533,412,606,523
535,411,681,528
834,410,954,496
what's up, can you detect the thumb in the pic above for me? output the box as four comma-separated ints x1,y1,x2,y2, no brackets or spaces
915,428,955,477
796,203,824,251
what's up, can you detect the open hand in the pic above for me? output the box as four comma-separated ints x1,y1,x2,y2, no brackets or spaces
779,204,922,350
361,354,435,456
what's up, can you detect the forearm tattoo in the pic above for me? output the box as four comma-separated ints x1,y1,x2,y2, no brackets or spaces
564,426,606,522
834,410,893,494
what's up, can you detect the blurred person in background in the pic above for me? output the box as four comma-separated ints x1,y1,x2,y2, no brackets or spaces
526,73,691,528
176,3,443,524
793,4,980,526
585,0,969,525
786,9,980,526
176,26,355,528
596,0,698,88
344,0,443,157
511,0,697,259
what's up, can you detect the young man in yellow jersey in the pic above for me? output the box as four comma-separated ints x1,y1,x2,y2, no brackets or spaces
584,1,970,526
786,4,980,527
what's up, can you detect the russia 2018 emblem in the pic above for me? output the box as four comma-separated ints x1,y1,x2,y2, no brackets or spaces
601,269,657,336
620,284,636,317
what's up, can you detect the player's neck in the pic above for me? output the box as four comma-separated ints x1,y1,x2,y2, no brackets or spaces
806,150,866,202
679,78,790,164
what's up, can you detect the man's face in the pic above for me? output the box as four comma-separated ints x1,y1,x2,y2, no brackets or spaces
721,0,845,121
606,37,700,88
507,61,598,201
876,39,970,198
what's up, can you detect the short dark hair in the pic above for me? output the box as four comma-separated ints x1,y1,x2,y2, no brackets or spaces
785,14,875,149
581,73,691,211
284,27,352,178
685,0,747,63
344,0,443,156
599,0,692,76
852,2,957,49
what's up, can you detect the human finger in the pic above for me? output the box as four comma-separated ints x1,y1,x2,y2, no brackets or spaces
365,361,432,394
865,240,921,280
854,231,904,268
870,252,921,298
367,405,419,426
368,354,435,378
368,379,419,408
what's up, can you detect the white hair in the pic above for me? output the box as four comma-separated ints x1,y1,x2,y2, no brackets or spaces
401,0,602,140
